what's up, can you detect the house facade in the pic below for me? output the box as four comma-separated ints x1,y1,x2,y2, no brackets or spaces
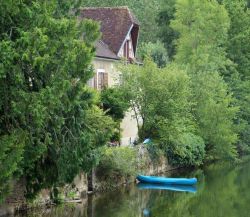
79,7,140,145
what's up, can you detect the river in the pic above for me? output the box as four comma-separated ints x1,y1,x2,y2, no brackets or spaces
15,161,250,217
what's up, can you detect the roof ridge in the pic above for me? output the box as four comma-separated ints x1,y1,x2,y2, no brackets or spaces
80,6,139,25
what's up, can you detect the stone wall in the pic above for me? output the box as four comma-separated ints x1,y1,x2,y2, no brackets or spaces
0,173,88,216
91,144,173,193
136,144,172,175
0,179,26,216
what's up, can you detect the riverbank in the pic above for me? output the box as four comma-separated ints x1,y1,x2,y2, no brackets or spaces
0,144,175,216
7,160,250,217
2,145,249,217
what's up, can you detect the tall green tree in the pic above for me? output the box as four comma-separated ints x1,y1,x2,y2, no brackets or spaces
171,0,238,160
0,0,114,200
120,59,205,166
138,41,168,68
156,0,178,60
223,0,250,78
222,0,250,154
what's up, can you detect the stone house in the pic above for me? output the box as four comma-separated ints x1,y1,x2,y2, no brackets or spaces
79,7,140,145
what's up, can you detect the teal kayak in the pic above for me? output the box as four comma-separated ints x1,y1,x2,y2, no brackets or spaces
137,175,197,185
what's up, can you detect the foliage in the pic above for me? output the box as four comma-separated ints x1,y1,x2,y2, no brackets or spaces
166,133,205,166
119,59,205,165
0,0,115,200
156,0,178,60
223,0,250,79
171,0,238,160
138,41,168,68
55,0,84,17
222,0,250,155
0,130,26,202
100,87,130,143
145,142,164,164
97,146,137,177
0,131,26,180
120,60,194,140
233,79,250,155
101,87,130,121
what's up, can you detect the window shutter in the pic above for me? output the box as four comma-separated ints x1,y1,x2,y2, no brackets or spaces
126,41,129,58
94,72,97,89
104,72,108,88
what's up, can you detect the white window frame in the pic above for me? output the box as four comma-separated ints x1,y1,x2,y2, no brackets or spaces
97,69,107,90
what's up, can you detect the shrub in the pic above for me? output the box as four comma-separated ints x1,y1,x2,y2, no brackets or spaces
97,146,137,177
101,87,130,121
166,133,205,166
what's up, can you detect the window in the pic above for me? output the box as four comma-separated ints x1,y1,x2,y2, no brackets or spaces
87,69,108,90
123,40,129,58
94,69,108,90
123,39,134,59
129,40,134,58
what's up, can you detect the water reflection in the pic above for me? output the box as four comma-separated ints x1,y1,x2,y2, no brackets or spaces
14,161,250,217
137,183,197,193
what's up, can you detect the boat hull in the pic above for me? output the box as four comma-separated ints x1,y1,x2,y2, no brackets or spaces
137,175,197,185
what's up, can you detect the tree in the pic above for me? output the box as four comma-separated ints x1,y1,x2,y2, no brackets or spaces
0,0,114,200
120,59,205,166
0,130,26,202
222,0,250,155
100,87,130,143
138,41,168,68
101,88,130,121
156,0,178,60
223,0,250,78
171,0,238,160
120,59,194,141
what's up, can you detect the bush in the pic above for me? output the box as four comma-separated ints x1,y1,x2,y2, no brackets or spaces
100,87,130,143
97,146,137,177
166,133,205,166
101,87,130,121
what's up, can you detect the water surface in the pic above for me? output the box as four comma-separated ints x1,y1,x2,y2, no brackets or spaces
16,161,250,217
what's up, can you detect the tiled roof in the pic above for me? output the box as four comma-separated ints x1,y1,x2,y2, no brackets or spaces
95,40,119,60
79,7,139,56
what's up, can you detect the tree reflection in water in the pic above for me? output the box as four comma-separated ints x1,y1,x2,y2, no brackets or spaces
15,162,250,217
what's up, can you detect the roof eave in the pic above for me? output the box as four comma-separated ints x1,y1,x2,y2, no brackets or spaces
95,55,120,61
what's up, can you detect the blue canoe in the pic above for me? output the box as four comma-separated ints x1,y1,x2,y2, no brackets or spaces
137,183,197,193
137,175,197,185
